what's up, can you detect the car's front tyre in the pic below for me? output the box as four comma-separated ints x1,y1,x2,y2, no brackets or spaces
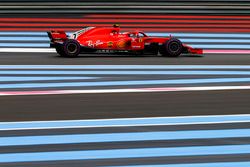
160,38,183,57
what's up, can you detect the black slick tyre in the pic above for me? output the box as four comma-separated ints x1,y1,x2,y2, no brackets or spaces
63,39,81,57
160,38,183,57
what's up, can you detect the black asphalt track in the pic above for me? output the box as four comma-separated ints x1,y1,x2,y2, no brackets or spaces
0,52,249,65
0,52,250,166
0,52,249,121
1,122,250,167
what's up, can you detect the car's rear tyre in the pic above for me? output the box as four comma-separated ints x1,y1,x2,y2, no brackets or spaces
160,38,183,57
63,39,81,57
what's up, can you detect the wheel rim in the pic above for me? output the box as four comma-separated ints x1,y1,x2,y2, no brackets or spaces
67,43,78,54
169,42,180,52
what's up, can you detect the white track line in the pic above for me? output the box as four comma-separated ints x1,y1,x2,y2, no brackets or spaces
0,85,249,96
0,48,55,53
0,114,250,131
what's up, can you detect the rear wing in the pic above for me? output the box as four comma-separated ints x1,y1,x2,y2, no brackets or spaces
47,31,68,47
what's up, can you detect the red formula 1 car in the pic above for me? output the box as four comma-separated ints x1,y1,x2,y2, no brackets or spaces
48,25,202,57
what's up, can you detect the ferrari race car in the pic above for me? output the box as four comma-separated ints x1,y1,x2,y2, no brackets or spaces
48,25,203,57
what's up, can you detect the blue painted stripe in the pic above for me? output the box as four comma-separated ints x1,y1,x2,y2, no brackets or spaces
0,32,47,35
2,37,250,43
148,33,250,38
1,44,248,49
181,39,250,43
0,37,49,41
0,43,49,47
0,78,250,89
0,145,250,163
1,32,250,49
0,76,96,82
0,32,245,36
0,115,249,131
2,32,250,38
0,65,250,69
0,70,250,75
188,44,250,49
108,161,250,167
1,129,250,146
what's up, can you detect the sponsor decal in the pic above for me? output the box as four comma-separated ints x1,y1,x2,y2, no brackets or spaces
132,45,141,48
107,41,113,47
86,40,103,47
118,35,126,38
95,40,104,46
86,40,94,47
117,40,127,48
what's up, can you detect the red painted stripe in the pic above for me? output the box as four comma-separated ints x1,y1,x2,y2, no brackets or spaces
1,27,250,33
0,23,250,30
0,18,250,25
0,28,80,31
0,18,250,23
0,18,83,22
204,50,250,54
1,23,250,28
87,14,250,19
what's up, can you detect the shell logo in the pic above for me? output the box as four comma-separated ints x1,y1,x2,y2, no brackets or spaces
117,40,127,48
107,41,113,47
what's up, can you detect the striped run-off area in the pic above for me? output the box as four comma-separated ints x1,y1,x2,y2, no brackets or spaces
0,1,250,166
1,32,250,51
1,114,250,166
0,65,250,96
0,14,250,51
0,0,250,14
0,14,250,32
